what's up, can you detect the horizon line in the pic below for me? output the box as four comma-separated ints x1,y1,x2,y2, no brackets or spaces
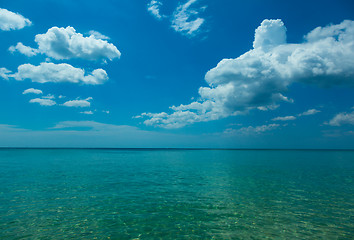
0,147,353,151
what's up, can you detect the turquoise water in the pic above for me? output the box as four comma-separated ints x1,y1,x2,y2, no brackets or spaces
0,149,353,239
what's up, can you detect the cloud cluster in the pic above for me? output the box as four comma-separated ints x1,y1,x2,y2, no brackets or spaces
27,93,94,109
10,26,121,61
3,26,118,91
140,19,354,128
328,111,354,126
0,8,31,31
7,62,108,85
171,0,206,36
1,8,119,117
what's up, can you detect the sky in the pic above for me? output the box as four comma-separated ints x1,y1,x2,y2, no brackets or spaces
0,0,354,148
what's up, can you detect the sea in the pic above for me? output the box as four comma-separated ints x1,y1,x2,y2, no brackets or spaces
0,149,353,239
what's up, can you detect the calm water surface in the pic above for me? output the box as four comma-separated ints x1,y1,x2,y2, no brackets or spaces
0,149,353,239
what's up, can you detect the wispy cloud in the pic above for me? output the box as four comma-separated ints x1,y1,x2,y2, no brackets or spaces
224,124,280,136
171,0,206,37
0,68,11,80
298,109,321,117
87,30,110,40
80,111,94,115
272,108,321,122
147,0,206,37
147,0,164,20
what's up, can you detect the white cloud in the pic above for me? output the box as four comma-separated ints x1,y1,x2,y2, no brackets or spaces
12,26,120,61
29,98,56,106
328,111,354,126
0,68,11,80
23,88,42,95
171,0,206,36
147,0,164,20
298,109,321,116
224,124,280,136
253,19,287,50
10,62,108,85
140,19,354,128
271,108,321,122
62,97,92,108
51,121,132,131
9,42,38,57
35,26,120,60
272,116,296,121
80,111,94,115
88,30,110,40
42,94,55,99
0,8,32,31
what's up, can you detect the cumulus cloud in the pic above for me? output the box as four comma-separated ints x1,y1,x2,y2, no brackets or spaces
0,8,32,31
224,124,280,136
147,0,164,20
328,111,354,126
9,42,38,57
12,26,120,61
140,19,354,128
62,97,92,108
10,62,108,85
23,88,42,95
171,0,206,36
272,116,296,121
29,98,56,106
253,19,287,50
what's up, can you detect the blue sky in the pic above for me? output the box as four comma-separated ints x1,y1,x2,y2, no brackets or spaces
0,0,354,148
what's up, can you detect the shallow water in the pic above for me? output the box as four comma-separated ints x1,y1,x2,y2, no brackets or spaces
0,149,353,239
